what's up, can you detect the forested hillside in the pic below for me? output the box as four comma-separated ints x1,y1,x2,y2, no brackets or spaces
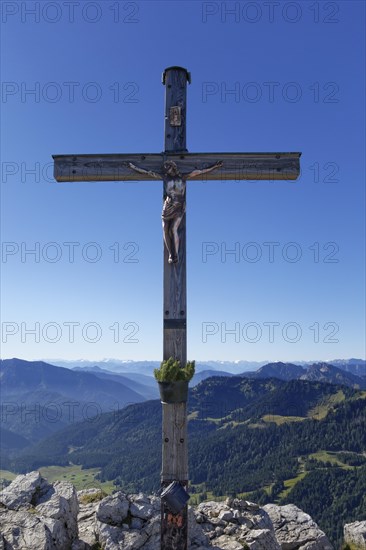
7,377,366,546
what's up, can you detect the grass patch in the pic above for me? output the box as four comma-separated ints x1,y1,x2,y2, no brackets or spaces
218,420,249,430
261,483,274,496
39,465,114,493
309,451,353,470
308,390,346,420
235,490,252,499
206,491,226,502
0,470,17,481
205,417,224,424
262,414,306,425
226,420,248,427
79,490,108,504
0,470,17,490
247,422,268,429
277,471,308,500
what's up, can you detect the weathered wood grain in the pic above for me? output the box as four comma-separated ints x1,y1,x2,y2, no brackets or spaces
163,67,190,152
53,152,301,182
161,66,189,550
162,328,187,376
161,402,188,481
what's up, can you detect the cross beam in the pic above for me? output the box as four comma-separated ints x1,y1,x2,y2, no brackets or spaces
53,66,301,550
53,152,300,182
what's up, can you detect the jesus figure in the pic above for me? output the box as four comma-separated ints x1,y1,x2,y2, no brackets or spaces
126,160,223,264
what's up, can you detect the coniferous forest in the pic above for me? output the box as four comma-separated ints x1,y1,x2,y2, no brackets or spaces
4,377,366,546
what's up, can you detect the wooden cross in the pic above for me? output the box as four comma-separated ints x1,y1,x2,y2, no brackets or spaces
53,66,301,550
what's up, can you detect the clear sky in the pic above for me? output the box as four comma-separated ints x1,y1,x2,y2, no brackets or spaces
1,0,365,362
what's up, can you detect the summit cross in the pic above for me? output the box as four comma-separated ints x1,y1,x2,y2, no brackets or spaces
53,66,301,550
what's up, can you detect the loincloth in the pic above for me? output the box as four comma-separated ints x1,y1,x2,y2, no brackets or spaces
161,197,185,221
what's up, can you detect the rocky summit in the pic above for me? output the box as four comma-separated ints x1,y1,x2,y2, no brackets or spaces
343,521,366,549
0,472,336,549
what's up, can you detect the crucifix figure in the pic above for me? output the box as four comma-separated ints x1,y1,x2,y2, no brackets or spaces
53,66,301,550
126,159,223,263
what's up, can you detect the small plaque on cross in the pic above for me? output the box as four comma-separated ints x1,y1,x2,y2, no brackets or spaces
170,106,182,126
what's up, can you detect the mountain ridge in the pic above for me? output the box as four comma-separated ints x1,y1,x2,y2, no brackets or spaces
0,358,146,446
2,358,365,450
2,368,366,547
46,357,366,379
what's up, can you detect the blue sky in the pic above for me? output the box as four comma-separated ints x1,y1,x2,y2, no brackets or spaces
1,0,365,362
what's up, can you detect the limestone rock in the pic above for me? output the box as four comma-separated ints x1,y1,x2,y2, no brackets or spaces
141,515,160,544
77,501,98,546
0,472,79,550
189,506,210,547
96,492,129,525
193,500,278,549
36,480,79,545
219,510,234,522
96,520,126,548
212,535,243,550
0,509,50,549
71,541,89,550
131,517,144,530
197,501,226,519
0,471,49,511
93,493,161,550
129,499,154,520
0,471,339,550
96,519,150,550
244,528,280,549
344,521,366,549
264,503,334,549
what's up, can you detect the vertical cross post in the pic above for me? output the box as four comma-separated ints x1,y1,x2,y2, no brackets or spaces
161,66,190,550
52,65,301,550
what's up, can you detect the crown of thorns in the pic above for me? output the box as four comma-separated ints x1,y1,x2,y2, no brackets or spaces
163,161,179,171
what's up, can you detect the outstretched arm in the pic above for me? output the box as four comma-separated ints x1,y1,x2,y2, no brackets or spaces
125,162,162,179
184,160,223,179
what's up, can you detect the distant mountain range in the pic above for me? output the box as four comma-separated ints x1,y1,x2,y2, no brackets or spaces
10,376,364,485
244,362,305,380
49,359,268,375
8,375,366,547
1,357,365,453
66,359,365,389
243,361,366,388
325,358,366,376
300,362,366,387
1,358,366,547
49,357,366,378
0,358,146,447
71,366,158,399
